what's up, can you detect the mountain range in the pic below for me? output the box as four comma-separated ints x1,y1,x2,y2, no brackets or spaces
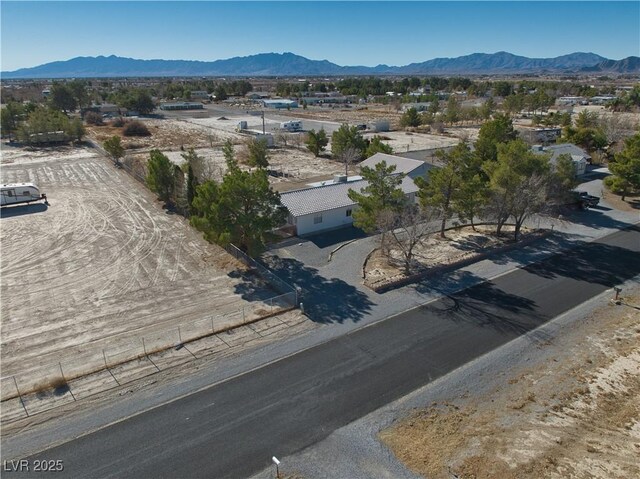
2,52,639,79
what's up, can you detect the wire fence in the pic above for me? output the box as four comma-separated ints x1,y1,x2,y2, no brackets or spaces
0,290,297,408
224,243,298,298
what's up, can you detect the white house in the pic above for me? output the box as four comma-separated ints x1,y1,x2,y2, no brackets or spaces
280,154,429,236
532,143,590,177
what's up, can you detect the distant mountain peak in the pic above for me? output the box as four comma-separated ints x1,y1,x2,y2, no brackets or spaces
2,51,636,79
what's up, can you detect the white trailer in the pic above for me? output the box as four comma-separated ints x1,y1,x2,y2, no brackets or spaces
280,120,302,132
1,183,48,207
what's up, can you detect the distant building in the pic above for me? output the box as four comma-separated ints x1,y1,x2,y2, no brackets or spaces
401,102,431,112
246,92,271,100
159,102,204,111
522,127,562,145
590,95,616,105
556,96,587,106
262,99,298,109
300,96,350,105
190,90,211,100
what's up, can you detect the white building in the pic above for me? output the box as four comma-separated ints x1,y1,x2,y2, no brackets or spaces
280,154,429,236
262,99,298,109
533,143,590,176
556,96,587,106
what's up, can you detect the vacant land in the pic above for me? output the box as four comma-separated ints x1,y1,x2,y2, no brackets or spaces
381,286,640,479
0,145,279,384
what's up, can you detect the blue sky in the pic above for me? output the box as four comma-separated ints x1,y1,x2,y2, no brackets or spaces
1,1,639,71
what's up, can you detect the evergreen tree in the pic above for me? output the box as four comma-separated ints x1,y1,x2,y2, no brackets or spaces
348,160,406,235
604,133,640,201
247,138,270,168
305,129,329,157
331,123,367,160
146,149,176,204
191,147,286,255
474,114,517,163
103,135,124,165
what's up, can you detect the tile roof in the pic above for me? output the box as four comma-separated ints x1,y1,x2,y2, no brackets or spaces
280,176,419,217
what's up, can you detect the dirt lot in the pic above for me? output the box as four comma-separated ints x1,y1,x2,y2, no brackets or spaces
86,118,227,151
0,144,279,381
380,286,640,479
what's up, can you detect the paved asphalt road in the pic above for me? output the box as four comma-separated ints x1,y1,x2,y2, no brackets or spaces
8,227,639,479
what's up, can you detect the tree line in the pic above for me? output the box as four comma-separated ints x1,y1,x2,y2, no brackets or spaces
345,114,589,273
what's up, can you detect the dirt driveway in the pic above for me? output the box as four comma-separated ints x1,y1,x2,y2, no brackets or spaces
0,145,277,381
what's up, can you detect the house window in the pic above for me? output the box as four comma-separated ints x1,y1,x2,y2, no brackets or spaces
314,214,323,224
346,209,352,217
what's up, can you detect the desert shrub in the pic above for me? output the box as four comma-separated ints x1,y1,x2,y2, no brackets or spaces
123,120,151,137
84,111,104,125
111,116,126,127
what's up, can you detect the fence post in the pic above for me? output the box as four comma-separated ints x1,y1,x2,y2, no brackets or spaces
142,337,147,356
12,375,22,399
178,326,182,344
103,349,109,368
12,376,29,417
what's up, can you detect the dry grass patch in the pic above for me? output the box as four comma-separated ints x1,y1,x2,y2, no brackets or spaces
381,288,640,479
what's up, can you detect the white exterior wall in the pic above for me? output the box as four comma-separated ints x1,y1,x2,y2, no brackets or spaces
295,206,355,236
573,158,587,176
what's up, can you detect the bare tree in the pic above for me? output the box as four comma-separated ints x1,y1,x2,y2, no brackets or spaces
275,130,289,148
378,203,438,275
510,174,549,241
290,132,303,149
598,114,637,150
183,149,220,182
340,146,360,177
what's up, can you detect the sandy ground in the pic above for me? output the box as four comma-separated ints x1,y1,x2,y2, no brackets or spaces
0,144,280,391
381,287,640,479
365,225,535,288
86,118,224,151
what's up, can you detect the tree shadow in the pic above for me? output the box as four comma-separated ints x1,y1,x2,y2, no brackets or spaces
522,231,640,286
548,208,636,231
416,271,551,344
304,226,368,249
228,270,281,302
413,269,488,297
482,231,584,266
258,255,375,324
0,203,48,218
450,234,495,252
589,204,612,212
